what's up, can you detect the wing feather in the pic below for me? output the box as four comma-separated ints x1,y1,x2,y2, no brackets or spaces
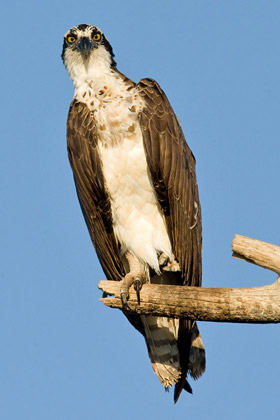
67,100,125,281
137,78,202,287
137,79,203,401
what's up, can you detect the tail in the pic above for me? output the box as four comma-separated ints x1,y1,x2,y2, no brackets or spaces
189,322,206,380
141,315,182,387
141,315,205,402
174,321,206,402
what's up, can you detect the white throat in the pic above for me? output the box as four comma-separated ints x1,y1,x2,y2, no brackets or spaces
64,45,116,99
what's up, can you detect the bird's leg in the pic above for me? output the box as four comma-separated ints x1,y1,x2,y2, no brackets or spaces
158,252,169,267
120,252,148,309
158,252,181,272
163,260,181,272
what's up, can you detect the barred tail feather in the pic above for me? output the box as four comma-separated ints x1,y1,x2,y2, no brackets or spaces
174,321,206,402
141,315,181,387
141,315,206,401
189,322,206,380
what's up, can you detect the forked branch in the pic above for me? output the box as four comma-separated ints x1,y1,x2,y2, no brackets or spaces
98,235,280,323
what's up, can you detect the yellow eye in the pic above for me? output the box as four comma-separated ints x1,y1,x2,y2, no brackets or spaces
93,33,101,41
67,35,76,44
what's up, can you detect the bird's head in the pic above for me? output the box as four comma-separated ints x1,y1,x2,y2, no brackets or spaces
62,24,116,81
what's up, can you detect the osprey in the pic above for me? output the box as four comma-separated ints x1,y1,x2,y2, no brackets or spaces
62,24,205,402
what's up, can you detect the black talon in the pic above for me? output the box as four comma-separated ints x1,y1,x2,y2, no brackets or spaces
121,292,132,311
134,279,141,305
121,292,128,307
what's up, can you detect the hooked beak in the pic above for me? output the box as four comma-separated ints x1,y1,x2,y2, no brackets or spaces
76,37,94,58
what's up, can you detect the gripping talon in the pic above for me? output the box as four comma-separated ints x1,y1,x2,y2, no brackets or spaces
134,279,141,305
120,252,148,309
121,292,132,311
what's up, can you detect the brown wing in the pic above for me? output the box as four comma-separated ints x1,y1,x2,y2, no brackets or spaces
67,99,125,281
137,78,202,288
137,79,203,401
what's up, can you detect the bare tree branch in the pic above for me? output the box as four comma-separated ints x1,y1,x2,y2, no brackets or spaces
232,234,280,274
98,235,280,323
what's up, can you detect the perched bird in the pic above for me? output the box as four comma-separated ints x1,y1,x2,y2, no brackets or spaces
62,24,205,402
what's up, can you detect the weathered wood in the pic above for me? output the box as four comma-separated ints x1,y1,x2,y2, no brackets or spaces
232,235,280,274
98,235,280,324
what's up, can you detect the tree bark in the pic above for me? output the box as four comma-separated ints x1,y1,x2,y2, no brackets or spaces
98,235,280,323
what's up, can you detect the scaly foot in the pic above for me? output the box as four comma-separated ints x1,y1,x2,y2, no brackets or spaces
158,253,181,272
120,252,148,309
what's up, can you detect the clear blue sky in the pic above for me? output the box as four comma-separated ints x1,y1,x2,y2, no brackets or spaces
1,1,280,419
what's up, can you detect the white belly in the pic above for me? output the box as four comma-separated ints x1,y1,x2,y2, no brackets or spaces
98,127,172,273
75,71,172,272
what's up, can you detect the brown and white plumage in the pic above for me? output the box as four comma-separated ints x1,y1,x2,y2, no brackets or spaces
62,24,205,402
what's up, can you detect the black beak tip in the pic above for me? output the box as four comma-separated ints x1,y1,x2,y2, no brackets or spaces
76,37,94,56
